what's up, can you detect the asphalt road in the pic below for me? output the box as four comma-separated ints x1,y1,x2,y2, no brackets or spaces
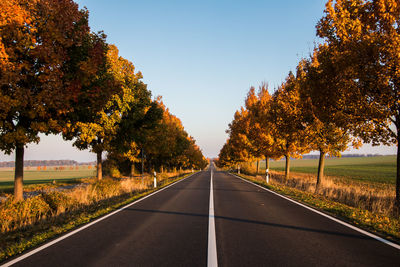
213,170,400,266
4,165,400,266
7,172,211,267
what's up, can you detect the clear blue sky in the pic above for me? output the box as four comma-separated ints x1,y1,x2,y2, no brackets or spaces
0,0,395,162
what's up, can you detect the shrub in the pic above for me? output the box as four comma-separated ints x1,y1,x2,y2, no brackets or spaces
0,196,51,233
42,192,77,215
109,167,121,178
92,179,122,200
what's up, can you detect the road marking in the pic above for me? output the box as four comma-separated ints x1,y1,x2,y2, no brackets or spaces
1,172,200,267
230,173,400,251
208,169,218,267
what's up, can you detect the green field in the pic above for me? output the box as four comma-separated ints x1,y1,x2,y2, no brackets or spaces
0,168,96,192
260,155,396,184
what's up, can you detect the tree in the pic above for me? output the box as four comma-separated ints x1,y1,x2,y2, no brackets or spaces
226,108,255,171
246,83,280,174
242,87,264,174
64,45,140,180
217,84,280,174
0,0,105,201
297,53,361,191
140,99,207,172
183,138,208,170
270,72,310,180
142,100,179,172
112,86,163,176
317,0,400,208
217,138,242,169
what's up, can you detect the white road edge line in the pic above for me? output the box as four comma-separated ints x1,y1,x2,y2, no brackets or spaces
2,172,199,267
230,173,400,251
207,169,218,267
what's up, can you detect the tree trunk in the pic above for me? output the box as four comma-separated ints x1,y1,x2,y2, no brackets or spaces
141,154,144,179
256,160,259,175
285,155,290,181
130,163,135,178
316,150,326,193
265,156,270,170
14,145,24,201
160,165,164,173
396,140,400,213
265,156,270,180
96,151,102,180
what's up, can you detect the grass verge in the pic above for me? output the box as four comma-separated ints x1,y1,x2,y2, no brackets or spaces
0,172,194,263
232,172,400,244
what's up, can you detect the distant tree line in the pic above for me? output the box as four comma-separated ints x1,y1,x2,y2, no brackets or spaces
0,160,96,168
216,0,400,211
0,0,207,201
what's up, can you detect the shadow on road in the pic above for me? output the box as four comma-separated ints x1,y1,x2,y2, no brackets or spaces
125,207,371,241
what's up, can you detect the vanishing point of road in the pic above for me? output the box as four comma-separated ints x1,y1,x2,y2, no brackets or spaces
3,164,400,266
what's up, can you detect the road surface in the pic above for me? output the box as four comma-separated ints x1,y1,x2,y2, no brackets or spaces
3,164,400,266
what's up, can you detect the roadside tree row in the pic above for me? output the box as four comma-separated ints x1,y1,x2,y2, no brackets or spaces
0,0,207,201
217,0,400,210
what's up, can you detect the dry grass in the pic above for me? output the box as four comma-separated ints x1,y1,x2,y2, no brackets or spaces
240,163,396,216
0,171,187,234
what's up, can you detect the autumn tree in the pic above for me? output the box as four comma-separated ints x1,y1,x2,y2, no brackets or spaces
297,51,362,191
112,86,163,176
241,87,264,174
218,84,278,173
225,107,256,172
141,100,180,172
63,45,140,180
140,99,207,172
245,83,280,174
0,0,106,201
317,0,400,208
216,140,232,168
183,139,208,170
217,138,242,169
270,72,310,180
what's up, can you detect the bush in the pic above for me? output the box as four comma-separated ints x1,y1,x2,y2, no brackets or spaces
109,167,121,178
103,156,130,177
92,179,122,200
42,192,77,215
0,196,51,233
